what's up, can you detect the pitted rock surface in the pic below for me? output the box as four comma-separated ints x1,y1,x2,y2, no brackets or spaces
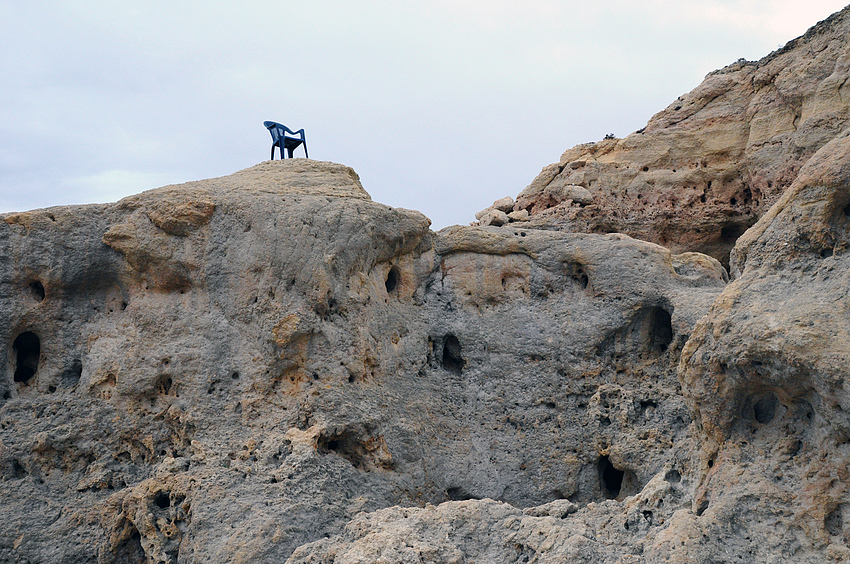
3,8,850,563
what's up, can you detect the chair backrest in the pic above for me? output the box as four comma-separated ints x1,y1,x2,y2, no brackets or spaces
264,121,302,142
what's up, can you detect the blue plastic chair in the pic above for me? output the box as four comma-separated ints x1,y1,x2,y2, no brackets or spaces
264,121,308,159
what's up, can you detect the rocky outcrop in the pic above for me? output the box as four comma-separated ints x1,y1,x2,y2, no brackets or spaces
511,5,850,268
286,128,850,564
4,8,850,563
1,158,730,562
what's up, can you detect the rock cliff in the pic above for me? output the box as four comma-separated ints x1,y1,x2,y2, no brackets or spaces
500,5,850,269
2,7,850,564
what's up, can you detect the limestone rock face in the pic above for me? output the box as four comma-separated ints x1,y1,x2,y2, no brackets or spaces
677,130,850,561
4,9,850,561
514,6,850,267
1,158,729,562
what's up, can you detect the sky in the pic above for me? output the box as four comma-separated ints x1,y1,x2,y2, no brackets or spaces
1,1,848,229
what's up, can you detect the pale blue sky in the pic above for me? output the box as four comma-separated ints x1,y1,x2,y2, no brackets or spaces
1,1,847,228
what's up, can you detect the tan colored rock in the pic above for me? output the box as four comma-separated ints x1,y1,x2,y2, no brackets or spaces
677,130,850,561
507,208,529,221
3,8,850,564
491,196,515,212
515,6,850,268
0,157,728,562
477,208,509,226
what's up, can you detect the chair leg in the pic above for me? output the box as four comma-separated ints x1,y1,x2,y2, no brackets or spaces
303,144,308,159
271,145,276,160
287,147,294,159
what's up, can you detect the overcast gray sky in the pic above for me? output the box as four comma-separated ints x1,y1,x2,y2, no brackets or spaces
2,1,847,228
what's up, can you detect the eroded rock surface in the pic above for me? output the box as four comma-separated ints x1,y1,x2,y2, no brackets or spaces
1,158,729,562
4,9,850,562
511,6,850,268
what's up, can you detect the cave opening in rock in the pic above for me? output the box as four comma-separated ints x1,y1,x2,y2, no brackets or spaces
442,334,464,374
446,486,477,501
598,455,624,499
29,281,45,302
13,331,40,384
649,307,673,353
753,393,778,424
720,223,746,244
385,266,400,293
154,492,171,509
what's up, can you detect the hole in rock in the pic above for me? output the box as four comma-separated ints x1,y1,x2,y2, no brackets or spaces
12,459,26,478
844,203,850,218
696,499,709,516
385,266,400,293
154,492,171,509
730,197,737,206
720,224,746,244
157,376,173,395
569,263,590,290
113,527,145,562
826,506,844,536
442,335,464,374
13,332,41,384
648,308,673,353
63,359,83,387
317,429,386,471
447,486,477,501
753,393,778,424
29,281,45,302
665,469,681,483
642,166,649,172
231,371,239,380
598,455,624,499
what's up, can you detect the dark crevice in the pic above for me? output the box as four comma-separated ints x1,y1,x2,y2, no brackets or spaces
13,332,41,384
598,455,624,499
648,308,673,353
29,281,45,302
826,506,844,536
441,335,464,374
154,492,171,509
720,223,747,244
446,486,478,501
113,525,146,563
753,393,778,424
385,266,400,293
63,359,83,388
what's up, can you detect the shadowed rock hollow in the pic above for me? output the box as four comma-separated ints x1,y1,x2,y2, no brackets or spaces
3,7,850,564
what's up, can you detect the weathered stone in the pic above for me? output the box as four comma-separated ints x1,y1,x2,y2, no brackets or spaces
507,208,530,222
3,7,850,564
514,6,850,268
0,158,728,562
477,208,509,226
674,129,850,563
491,196,515,212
